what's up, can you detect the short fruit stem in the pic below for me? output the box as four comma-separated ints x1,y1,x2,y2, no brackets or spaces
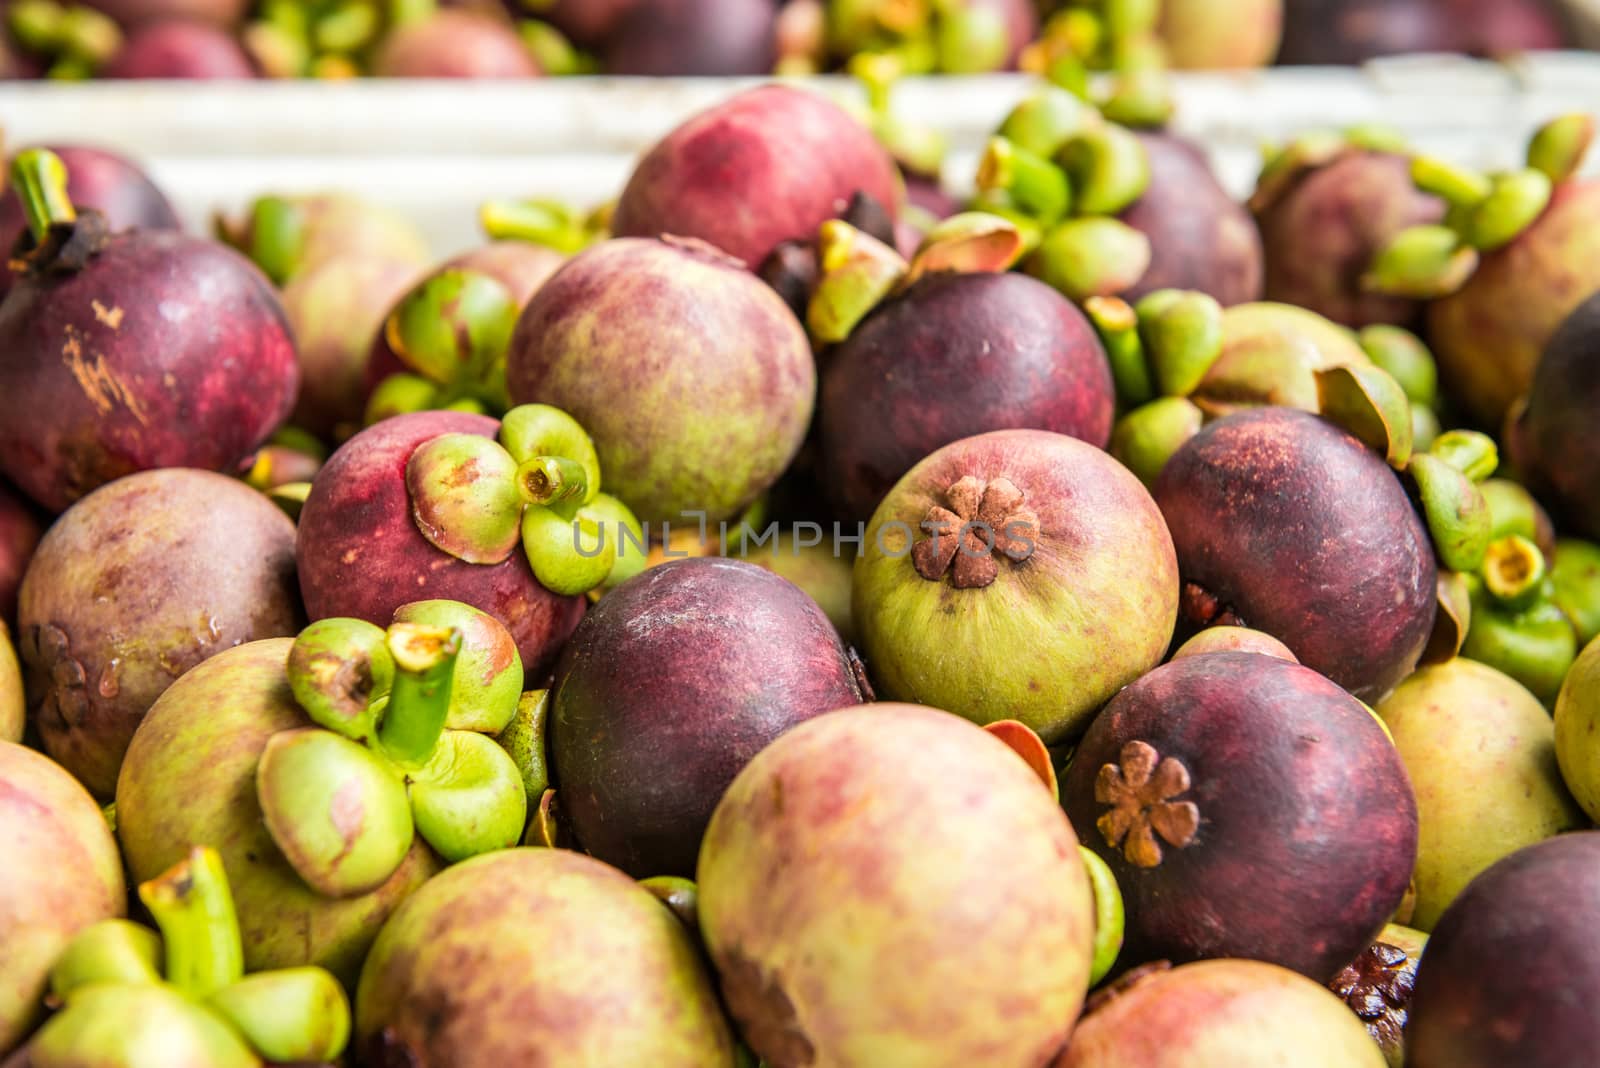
137,846,245,1000
479,199,588,254
377,623,461,770
516,455,589,507
10,147,76,243
1483,535,1547,611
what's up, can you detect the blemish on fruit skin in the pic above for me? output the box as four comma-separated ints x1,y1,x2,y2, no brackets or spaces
91,300,125,329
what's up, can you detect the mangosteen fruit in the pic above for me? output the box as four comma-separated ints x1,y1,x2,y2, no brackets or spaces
283,255,421,442
372,9,539,78
1405,832,1600,1068
1429,176,1600,430
854,428,1177,743
0,483,41,625
611,84,902,269
1121,132,1264,308
507,237,815,527
1328,923,1426,1068
1062,652,1417,981
818,269,1115,524
1554,635,1600,822
1253,147,1445,329
698,703,1097,1067
0,741,125,1056
549,557,866,878
1158,0,1282,68
116,638,442,984
1375,657,1584,931
1055,959,1386,1067
601,0,777,75
100,18,256,77
529,0,637,46
1153,406,1435,701
356,848,735,1065
0,149,299,514
0,145,179,301
295,410,587,675
1509,290,1600,541
1278,0,1567,64
18,468,301,797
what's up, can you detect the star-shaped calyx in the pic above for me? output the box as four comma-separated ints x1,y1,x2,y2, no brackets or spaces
911,475,1039,590
1095,740,1201,868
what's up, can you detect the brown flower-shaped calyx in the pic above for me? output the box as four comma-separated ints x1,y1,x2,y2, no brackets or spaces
1329,939,1418,1054
1095,740,1201,868
911,475,1039,590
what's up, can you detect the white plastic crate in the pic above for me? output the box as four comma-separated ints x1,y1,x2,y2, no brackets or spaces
0,55,1596,256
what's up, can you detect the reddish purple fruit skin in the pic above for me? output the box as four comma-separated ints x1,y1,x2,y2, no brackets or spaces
1063,652,1419,982
101,20,257,78
1512,292,1600,541
535,0,638,46
295,410,585,676
1407,832,1600,1068
550,558,866,879
1153,408,1436,702
602,0,777,75
612,84,902,268
1279,0,1566,64
0,483,41,626
1258,151,1445,329
818,271,1115,524
0,146,179,300
372,10,539,78
0,231,299,514
1121,133,1264,308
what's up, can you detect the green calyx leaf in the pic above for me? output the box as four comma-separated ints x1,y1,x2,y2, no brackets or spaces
1138,290,1225,399
1079,846,1125,986
408,729,528,863
1028,216,1152,302
1462,585,1577,708
49,920,164,1003
1111,397,1204,489
1409,453,1493,574
386,268,519,394
806,219,908,344
407,433,525,565
207,967,351,1065
286,617,394,743
256,727,414,898
1527,113,1596,185
1056,122,1151,216
496,689,550,800
1315,363,1414,470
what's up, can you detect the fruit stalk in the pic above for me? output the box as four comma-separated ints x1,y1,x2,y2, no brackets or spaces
137,847,245,1000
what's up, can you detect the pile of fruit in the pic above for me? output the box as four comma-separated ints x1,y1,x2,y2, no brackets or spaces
0,0,1580,81
2,53,1600,1068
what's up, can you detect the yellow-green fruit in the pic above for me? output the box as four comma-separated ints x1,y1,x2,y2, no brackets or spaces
116,639,441,985
357,849,734,1065
0,741,125,1056
1554,635,1600,822
1377,659,1584,931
